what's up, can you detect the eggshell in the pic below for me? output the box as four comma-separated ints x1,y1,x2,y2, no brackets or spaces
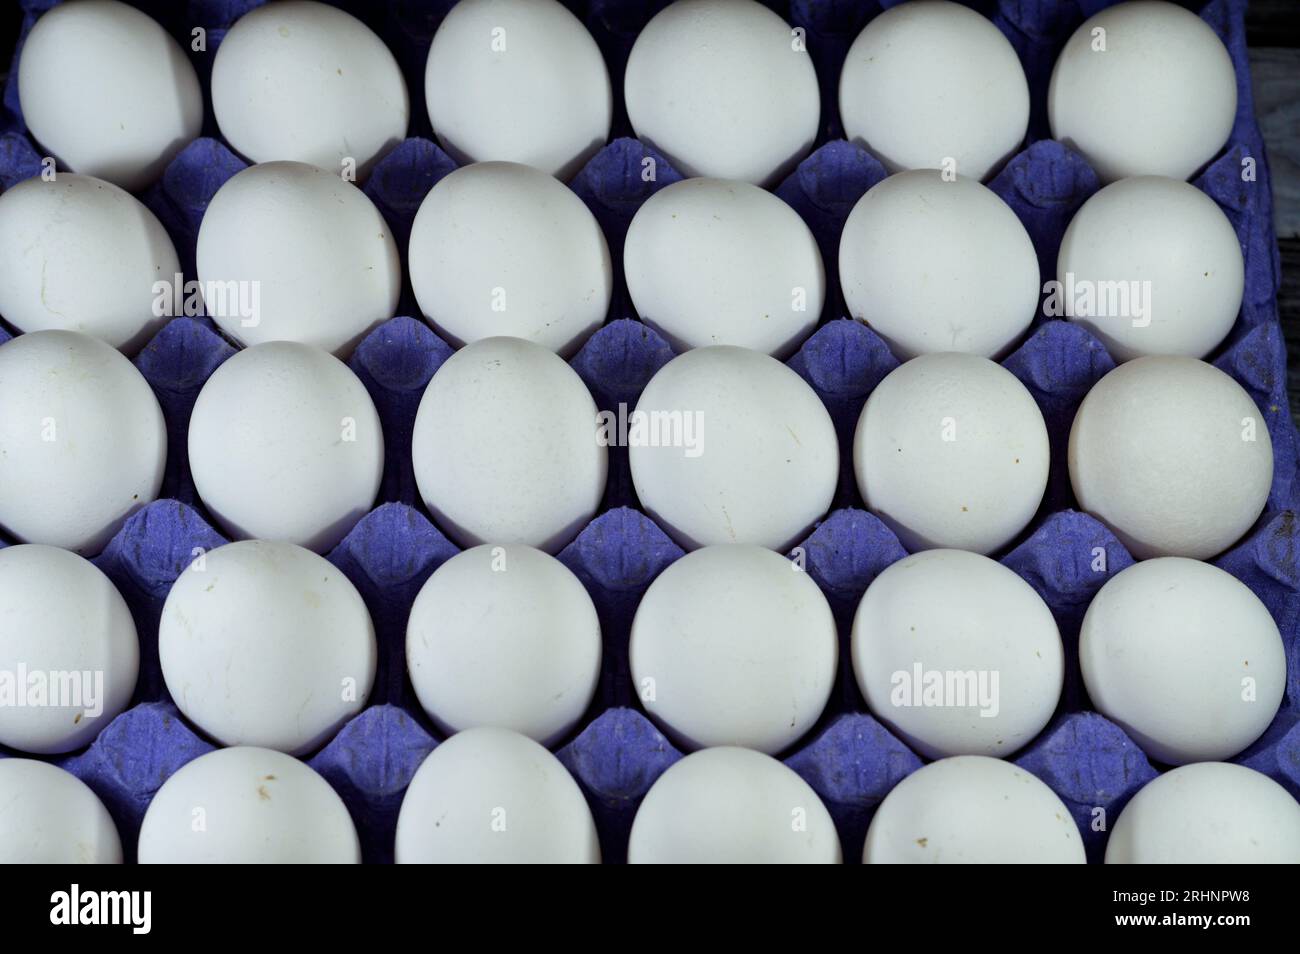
137,746,361,863
411,336,607,553
158,540,377,755
854,353,1048,554
839,0,1028,181
623,178,824,358
17,0,202,192
629,345,837,551
406,544,601,746
839,170,1039,361
1048,0,1236,183
188,341,384,553
864,755,1086,863
629,545,837,754
851,549,1063,759
0,759,122,863
211,1,408,180
394,727,600,863
1080,558,1285,765
624,0,819,187
627,747,841,864
425,0,611,182
196,160,401,356
1105,763,1300,864
1068,356,1272,559
0,174,178,353
407,162,612,356
0,330,166,554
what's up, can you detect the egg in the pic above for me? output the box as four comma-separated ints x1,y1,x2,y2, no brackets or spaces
627,747,841,864
1080,558,1284,765
0,330,166,554
630,545,837,755
1069,357,1272,559
406,544,601,747
839,0,1029,181
407,162,612,356
624,0,819,186
17,0,202,192
137,746,361,863
425,0,612,182
629,345,838,552
196,161,401,357
839,170,1039,361
864,755,1085,863
411,336,607,553
1056,176,1244,362
851,549,1063,759
853,353,1049,554
394,727,600,863
1048,0,1236,183
158,540,377,755
0,759,122,863
0,174,179,354
623,178,824,358
211,1,408,180
188,341,384,553
1105,763,1300,864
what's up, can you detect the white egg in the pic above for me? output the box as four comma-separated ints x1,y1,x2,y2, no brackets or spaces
425,0,612,182
1080,558,1285,765
158,540,377,755
17,0,202,192
407,162,612,356
1069,357,1272,559
839,0,1029,181
623,178,824,358
196,161,401,357
839,170,1039,360
137,746,360,863
853,353,1049,554
851,549,1063,760
1106,763,1300,864
629,345,838,552
394,727,600,863
1057,176,1244,362
0,330,166,554
406,544,601,746
864,755,1085,863
188,341,384,553
412,336,607,553
624,0,820,186
0,174,178,354
1048,0,1236,183
630,545,837,755
627,747,841,864
0,759,121,863
212,1,408,179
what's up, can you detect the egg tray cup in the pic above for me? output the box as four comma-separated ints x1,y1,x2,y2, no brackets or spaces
0,0,1297,864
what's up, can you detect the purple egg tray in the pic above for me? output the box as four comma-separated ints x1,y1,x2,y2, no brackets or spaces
0,0,1297,864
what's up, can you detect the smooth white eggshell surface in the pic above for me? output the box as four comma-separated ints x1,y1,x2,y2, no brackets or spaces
395,727,600,863
158,540,377,756
839,170,1039,361
1068,356,1272,559
407,162,612,356
0,330,166,554
630,545,837,754
624,0,819,187
1080,558,1285,765
0,759,122,863
627,747,841,864
137,746,361,863
623,177,824,358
